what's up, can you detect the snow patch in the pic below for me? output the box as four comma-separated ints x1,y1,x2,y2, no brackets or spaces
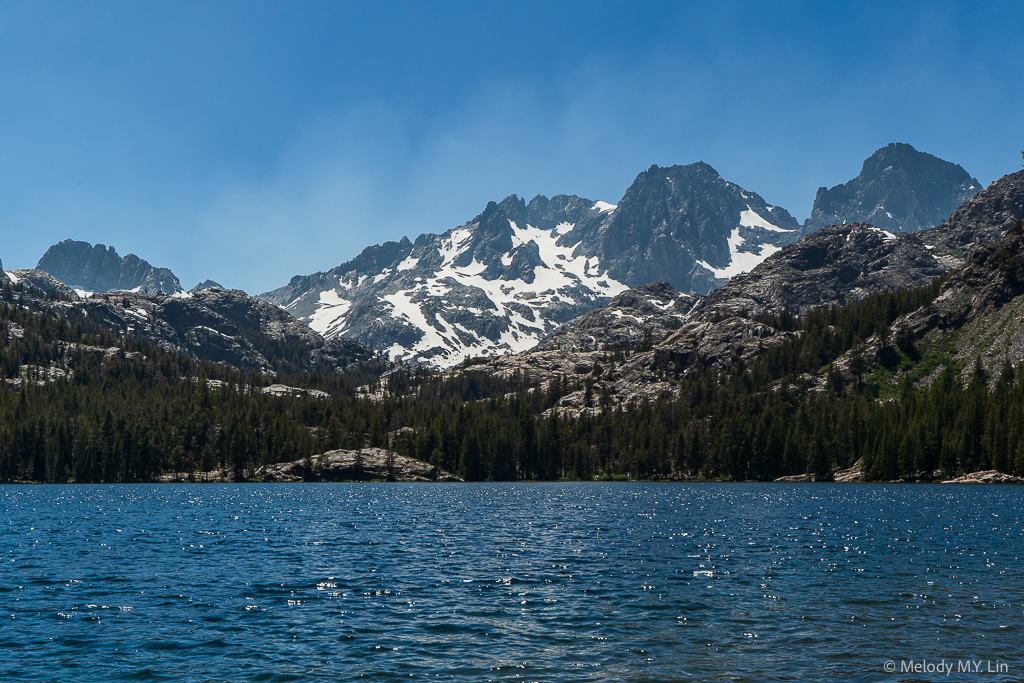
308,289,352,337
396,255,419,271
697,228,781,279
739,208,793,233
593,201,617,213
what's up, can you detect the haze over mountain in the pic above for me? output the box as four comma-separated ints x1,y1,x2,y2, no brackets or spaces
11,144,986,372
259,162,806,367
261,145,975,368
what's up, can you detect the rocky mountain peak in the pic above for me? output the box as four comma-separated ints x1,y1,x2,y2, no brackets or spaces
36,239,183,295
806,143,981,234
576,160,802,295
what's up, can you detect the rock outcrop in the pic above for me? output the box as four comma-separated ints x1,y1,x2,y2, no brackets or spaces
5,269,79,299
920,169,1024,260
832,458,865,483
867,171,1024,381
534,281,698,354
941,470,1024,484
255,448,462,482
773,474,815,483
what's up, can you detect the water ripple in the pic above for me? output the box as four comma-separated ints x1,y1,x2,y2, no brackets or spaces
2,483,1023,681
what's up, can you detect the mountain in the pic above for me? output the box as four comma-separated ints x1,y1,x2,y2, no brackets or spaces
805,143,981,234
1,277,377,376
461,169,1024,409
261,194,624,367
261,162,802,368
573,162,802,291
464,223,948,406
36,239,184,295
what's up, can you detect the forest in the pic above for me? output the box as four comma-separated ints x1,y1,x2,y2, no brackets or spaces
2,274,1022,483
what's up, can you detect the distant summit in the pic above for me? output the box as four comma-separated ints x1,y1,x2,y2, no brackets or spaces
805,143,981,234
191,279,225,293
36,239,183,295
577,161,803,294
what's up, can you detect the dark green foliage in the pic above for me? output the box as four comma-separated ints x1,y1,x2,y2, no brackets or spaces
2,272,1023,483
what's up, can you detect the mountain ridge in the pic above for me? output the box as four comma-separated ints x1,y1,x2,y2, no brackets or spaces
36,239,184,296
260,161,807,367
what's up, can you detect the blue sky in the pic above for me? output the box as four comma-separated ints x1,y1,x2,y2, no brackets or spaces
1,1,1022,293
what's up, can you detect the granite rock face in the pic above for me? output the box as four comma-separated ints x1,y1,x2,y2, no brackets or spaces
805,143,981,234
534,281,698,354
4,278,378,376
255,448,462,482
571,161,803,294
891,175,1024,381
5,269,78,299
37,239,183,295
942,470,1024,484
919,169,1024,259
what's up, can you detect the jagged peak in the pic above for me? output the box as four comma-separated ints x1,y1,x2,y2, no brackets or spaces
36,238,183,295
643,160,721,180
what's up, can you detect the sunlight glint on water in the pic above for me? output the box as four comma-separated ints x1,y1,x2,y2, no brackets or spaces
1,483,1022,682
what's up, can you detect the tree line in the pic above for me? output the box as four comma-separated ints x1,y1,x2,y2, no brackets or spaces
2,273,1022,483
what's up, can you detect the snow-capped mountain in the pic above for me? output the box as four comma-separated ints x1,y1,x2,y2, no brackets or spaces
572,161,802,293
261,162,802,368
261,195,629,367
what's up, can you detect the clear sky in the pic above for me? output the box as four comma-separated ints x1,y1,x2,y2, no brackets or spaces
1,0,1022,294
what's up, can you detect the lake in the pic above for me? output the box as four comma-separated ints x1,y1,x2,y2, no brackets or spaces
2,483,1021,681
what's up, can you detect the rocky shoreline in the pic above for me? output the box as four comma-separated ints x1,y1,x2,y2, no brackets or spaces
773,466,1024,484
155,447,462,483
940,470,1024,484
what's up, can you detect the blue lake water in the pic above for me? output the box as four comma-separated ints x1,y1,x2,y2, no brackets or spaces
2,483,1022,682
